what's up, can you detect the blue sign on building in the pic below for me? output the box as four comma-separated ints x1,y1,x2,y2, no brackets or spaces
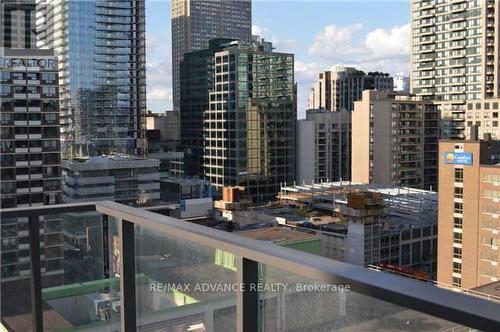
444,152,473,165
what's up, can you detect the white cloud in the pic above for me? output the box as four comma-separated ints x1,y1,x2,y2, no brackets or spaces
364,24,410,60
295,61,321,83
308,23,366,60
307,23,410,75
276,38,299,52
252,25,268,36
148,85,172,101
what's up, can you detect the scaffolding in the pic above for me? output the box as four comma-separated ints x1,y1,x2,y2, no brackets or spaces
277,181,437,222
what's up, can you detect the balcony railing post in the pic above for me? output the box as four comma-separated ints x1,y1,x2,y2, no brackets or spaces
236,257,259,332
102,214,109,278
28,215,43,332
119,219,136,331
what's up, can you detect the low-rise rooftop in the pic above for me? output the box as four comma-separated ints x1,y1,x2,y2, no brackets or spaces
237,227,318,243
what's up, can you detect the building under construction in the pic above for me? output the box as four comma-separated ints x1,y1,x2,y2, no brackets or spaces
277,181,437,223
276,181,438,277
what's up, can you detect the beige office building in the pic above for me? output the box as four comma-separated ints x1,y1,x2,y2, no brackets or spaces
171,0,251,110
352,90,439,190
464,99,500,140
437,140,500,290
296,109,351,184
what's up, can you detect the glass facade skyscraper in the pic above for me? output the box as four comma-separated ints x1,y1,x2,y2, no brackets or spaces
180,38,233,177
204,38,296,203
172,0,252,111
181,38,296,202
36,0,146,156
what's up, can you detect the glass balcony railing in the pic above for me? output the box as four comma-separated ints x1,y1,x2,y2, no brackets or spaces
1,201,500,332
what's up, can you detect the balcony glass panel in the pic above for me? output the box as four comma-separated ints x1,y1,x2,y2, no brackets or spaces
1,217,33,331
134,227,237,331
39,214,120,331
260,265,473,331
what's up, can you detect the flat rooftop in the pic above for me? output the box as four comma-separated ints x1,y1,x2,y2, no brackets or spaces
471,282,500,301
161,176,210,185
62,155,159,170
237,227,318,242
278,182,437,224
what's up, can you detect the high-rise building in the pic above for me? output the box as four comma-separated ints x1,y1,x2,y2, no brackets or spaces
394,72,410,93
171,0,252,111
202,38,296,203
1,48,64,316
411,0,499,139
0,0,36,49
437,140,500,290
36,0,147,156
411,0,496,102
463,99,500,140
308,67,393,112
352,90,439,190
296,108,351,184
180,38,234,176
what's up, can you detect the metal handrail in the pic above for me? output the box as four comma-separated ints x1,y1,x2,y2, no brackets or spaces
95,201,500,331
1,201,500,331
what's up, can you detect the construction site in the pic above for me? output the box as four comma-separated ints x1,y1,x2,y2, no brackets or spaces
276,181,438,225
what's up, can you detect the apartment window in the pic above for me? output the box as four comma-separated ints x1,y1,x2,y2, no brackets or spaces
454,187,463,199
1,101,12,111
0,113,12,125
44,179,60,191
42,101,57,112
454,168,464,183
42,113,58,125
24,71,37,80
12,72,24,80
0,85,11,97
453,217,462,229
454,202,463,214
0,71,11,82
453,247,462,259
453,262,462,274
41,73,56,84
453,232,462,244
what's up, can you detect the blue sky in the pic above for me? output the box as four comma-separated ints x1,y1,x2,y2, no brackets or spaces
146,0,410,118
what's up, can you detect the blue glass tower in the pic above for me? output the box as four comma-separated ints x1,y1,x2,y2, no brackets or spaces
36,0,146,156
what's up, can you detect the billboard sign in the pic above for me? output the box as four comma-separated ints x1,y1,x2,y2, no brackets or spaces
444,152,473,165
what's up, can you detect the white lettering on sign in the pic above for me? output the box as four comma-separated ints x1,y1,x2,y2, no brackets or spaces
0,57,57,70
